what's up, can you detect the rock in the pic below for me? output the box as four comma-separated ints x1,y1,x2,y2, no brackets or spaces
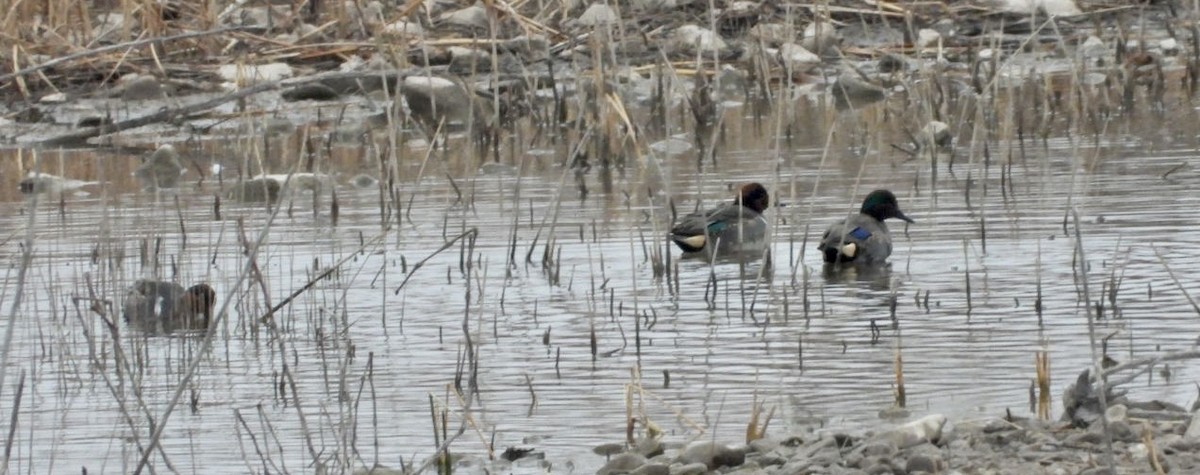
919,121,952,150
597,452,647,475
630,463,669,475
438,3,489,30
1080,36,1107,60
1062,369,1113,428
864,462,896,474
857,440,897,457
1160,38,1181,55
135,144,186,190
577,4,618,27
1106,404,1128,423
349,174,379,189
878,54,908,73
916,29,941,50
593,442,626,457
1186,409,1200,439
39,93,67,104
281,84,340,102
831,72,887,111
675,441,746,469
877,414,948,449
226,178,283,203
674,25,726,54
749,23,793,47
906,453,942,474
801,21,840,57
996,0,1082,16
92,12,128,40
630,0,676,11
382,19,424,38
669,462,708,475
400,75,491,133
19,172,99,196
120,75,166,101
634,436,665,458
777,43,820,74
747,437,779,454
218,63,294,87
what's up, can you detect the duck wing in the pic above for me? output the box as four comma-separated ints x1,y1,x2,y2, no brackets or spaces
819,214,892,264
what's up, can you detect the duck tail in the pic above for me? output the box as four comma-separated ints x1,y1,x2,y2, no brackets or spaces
670,233,707,253
822,242,858,263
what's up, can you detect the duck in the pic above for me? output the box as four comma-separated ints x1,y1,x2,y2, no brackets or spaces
818,189,913,266
134,144,186,190
669,183,770,256
18,172,100,196
122,279,217,333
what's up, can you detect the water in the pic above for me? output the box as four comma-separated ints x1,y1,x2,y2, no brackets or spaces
2,82,1200,474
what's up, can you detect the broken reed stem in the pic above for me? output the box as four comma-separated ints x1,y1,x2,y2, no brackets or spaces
1150,245,1200,317
1035,351,1051,420
1071,208,1117,474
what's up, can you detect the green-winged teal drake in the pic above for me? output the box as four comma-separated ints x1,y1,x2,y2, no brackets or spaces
670,183,770,256
123,280,216,333
819,189,913,265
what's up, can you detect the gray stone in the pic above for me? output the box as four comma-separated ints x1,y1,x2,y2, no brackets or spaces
438,3,488,30
831,72,887,111
630,462,669,475
905,454,941,474
120,76,166,101
669,462,708,475
598,452,647,475
858,441,896,457
577,4,618,27
135,144,185,190
673,25,726,54
675,441,746,469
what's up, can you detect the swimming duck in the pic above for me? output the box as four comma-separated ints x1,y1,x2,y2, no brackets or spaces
122,279,217,333
134,144,186,190
818,189,913,266
18,172,99,196
669,183,770,256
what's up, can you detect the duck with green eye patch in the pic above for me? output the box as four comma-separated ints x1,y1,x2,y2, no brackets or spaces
669,183,770,258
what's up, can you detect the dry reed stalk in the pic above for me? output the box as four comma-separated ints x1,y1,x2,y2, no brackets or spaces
1035,351,1051,420
1071,208,1117,474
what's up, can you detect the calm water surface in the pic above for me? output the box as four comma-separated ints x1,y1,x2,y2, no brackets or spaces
2,92,1200,474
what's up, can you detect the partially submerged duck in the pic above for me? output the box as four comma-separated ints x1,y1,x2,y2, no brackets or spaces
123,279,216,333
818,189,913,266
669,183,770,257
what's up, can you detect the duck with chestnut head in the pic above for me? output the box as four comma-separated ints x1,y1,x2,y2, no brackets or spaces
669,183,771,257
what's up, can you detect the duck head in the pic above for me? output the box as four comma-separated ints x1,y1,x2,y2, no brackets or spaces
180,284,217,328
861,189,913,223
736,183,770,214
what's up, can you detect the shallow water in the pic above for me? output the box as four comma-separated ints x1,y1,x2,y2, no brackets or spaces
3,79,1200,475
